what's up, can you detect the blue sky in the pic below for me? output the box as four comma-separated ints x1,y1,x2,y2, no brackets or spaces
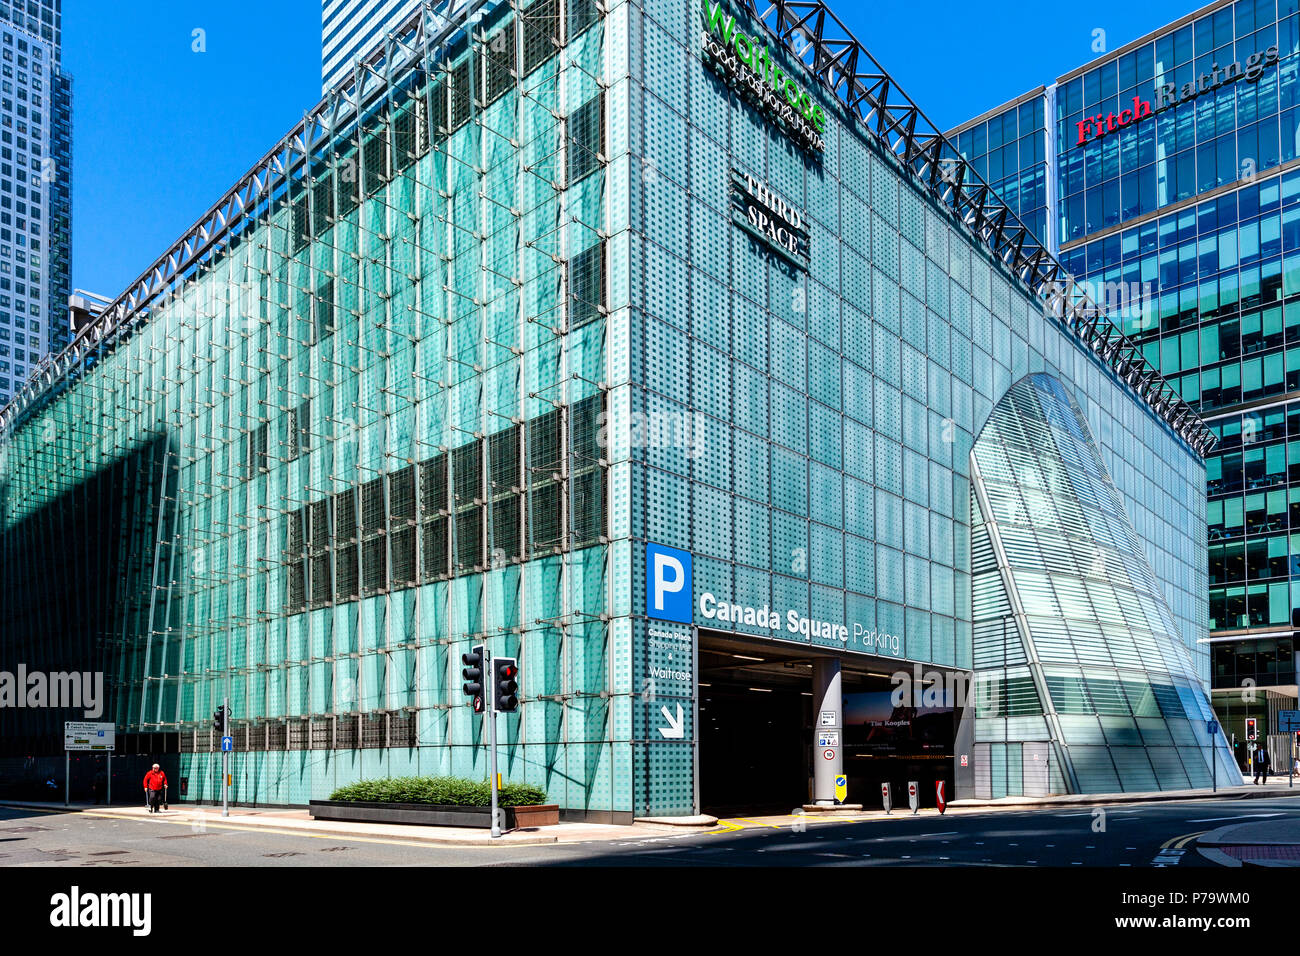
66,0,1199,298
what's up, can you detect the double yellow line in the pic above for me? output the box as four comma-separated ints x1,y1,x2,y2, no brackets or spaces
1161,830,1207,850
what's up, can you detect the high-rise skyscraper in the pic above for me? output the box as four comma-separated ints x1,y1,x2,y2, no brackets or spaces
321,0,425,93
0,0,70,407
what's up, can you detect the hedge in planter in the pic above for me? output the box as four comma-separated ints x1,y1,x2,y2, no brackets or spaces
328,776,547,808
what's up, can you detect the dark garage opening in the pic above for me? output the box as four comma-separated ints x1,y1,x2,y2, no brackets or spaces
697,632,958,816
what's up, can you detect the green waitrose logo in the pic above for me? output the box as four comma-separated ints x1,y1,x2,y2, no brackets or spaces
701,1,827,153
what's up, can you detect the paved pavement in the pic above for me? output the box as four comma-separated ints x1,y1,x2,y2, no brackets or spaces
1198,815,1300,867
950,776,1291,809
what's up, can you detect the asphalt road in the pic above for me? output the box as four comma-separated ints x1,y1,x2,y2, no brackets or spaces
1,794,1297,867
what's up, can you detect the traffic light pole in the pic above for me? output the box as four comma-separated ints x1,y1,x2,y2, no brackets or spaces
487,649,501,839
222,696,229,818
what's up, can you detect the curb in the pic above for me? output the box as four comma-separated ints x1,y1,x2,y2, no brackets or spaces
104,809,562,847
634,815,718,827
1,802,559,847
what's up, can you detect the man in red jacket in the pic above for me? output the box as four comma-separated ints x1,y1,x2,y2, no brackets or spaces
143,764,168,813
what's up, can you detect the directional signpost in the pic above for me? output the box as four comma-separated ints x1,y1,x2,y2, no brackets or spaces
64,722,115,808
1281,711,1300,787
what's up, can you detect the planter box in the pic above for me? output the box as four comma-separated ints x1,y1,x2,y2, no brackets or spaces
309,799,557,830
509,804,559,828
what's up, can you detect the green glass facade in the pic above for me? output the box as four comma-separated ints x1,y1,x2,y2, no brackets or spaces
0,0,1231,813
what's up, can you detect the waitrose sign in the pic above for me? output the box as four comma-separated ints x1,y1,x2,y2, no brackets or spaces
701,1,827,153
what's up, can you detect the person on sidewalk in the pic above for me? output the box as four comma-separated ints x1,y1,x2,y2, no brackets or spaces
143,764,168,812
1253,745,1271,785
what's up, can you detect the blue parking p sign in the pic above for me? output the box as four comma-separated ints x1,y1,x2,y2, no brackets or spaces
646,543,692,623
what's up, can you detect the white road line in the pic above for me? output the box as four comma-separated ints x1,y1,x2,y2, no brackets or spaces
1186,812,1284,823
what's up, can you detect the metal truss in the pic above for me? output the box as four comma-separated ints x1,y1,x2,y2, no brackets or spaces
0,0,490,437
738,0,1214,456
0,0,1212,456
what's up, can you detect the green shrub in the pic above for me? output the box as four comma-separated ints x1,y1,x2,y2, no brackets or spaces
328,775,547,807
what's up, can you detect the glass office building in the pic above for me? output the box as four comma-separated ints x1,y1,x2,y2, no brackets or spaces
950,0,1300,769
0,0,1235,817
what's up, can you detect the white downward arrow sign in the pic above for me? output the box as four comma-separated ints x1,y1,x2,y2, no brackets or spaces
658,703,684,739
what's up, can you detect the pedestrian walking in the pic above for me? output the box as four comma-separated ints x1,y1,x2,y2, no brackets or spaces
1253,745,1271,785
143,764,168,812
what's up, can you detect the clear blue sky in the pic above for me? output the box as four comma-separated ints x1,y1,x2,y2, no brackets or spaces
66,0,1198,298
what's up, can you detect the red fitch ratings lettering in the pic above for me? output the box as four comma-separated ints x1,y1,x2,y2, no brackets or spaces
1074,45,1278,147
1076,96,1151,146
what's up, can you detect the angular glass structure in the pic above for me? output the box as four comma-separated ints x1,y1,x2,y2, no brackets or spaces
948,0,1300,763
0,0,1234,816
970,373,1236,795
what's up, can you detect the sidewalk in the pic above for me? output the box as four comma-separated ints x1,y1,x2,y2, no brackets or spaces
1197,816,1300,867
0,800,686,847
949,776,1300,810
5,778,1297,844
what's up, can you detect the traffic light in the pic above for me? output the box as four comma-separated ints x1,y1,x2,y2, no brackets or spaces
462,645,485,713
213,705,226,736
494,657,519,713
1246,717,1258,741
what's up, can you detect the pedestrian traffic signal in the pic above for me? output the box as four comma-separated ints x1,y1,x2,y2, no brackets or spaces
462,645,484,713
494,657,519,713
213,705,226,735
1246,717,1258,741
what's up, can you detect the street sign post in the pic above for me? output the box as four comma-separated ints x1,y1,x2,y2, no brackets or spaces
908,780,918,815
936,780,946,814
64,722,115,809
880,782,891,814
63,721,115,751
222,699,229,817
1208,719,1218,792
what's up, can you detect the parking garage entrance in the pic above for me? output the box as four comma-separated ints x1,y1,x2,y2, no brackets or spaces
697,632,960,816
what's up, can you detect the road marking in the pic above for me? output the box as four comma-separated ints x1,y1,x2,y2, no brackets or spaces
72,811,547,851
1186,813,1283,823
1161,830,1207,850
